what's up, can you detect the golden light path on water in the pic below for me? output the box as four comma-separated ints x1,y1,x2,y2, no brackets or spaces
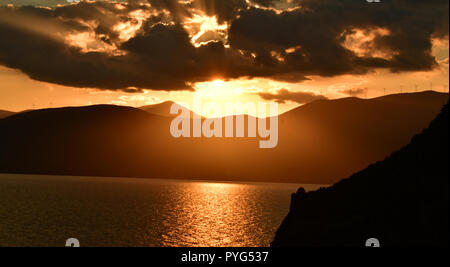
161,182,261,247
0,174,326,247
158,181,322,247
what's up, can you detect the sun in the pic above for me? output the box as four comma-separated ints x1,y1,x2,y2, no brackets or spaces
211,80,225,87
195,80,230,100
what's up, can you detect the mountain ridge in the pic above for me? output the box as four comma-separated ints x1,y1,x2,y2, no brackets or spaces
140,101,203,118
0,109,14,119
0,91,448,184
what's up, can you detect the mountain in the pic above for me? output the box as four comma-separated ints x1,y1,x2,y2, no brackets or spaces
0,105,171,178
273,91,449,183
0,91,448,184
272,103,449,247
0,109,14,119
140,101,200,118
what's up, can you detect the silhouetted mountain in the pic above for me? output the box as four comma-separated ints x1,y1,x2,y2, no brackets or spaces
0,109,14,119
272,103,449,247
140,101,200,118
0,105,172,178
0,91,448,184
274,91,449,183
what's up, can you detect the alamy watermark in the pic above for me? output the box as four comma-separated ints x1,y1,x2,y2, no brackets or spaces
65,238,80,247
169,96,279,149
365,238,381,247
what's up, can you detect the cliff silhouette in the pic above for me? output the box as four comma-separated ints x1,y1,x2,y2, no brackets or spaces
272,103,449,247
0,91,448,184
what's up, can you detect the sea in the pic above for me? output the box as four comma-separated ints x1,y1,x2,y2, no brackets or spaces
0,174,325,247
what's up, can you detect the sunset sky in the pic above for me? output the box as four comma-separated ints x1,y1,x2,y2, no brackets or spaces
0,0,448,116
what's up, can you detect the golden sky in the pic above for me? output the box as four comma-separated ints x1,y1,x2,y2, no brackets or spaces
0,1,448,116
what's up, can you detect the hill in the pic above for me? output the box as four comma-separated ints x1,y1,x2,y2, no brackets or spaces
274,91,449,183
272,103,449,247
0,109,14,119
0,105,171,178
140,101,200,118
0,91,448,184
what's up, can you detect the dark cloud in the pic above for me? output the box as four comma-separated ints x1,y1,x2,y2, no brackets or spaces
0,3,193,90
258,89,327,104
147,0,192,21
121,21,268,85
120,87,145,93
341,88,368,97
229,0,449,79
53,1,140,44
0,0,448,92
192,0,247,23
249,0,275,7
249,0,301,9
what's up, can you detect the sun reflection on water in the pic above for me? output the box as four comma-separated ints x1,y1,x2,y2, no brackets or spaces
0,174,320,247
161,182,268,247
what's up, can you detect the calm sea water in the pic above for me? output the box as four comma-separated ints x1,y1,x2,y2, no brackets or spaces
0,174,324,247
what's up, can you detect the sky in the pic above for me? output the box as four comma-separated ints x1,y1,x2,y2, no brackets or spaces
0,0,448,116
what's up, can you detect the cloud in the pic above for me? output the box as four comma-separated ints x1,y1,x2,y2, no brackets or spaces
258,89,327,104
0,0,448,92
191,0,247,23
340,88,368,97
439,57,449,66
0,3,194,90
229,1,449,77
